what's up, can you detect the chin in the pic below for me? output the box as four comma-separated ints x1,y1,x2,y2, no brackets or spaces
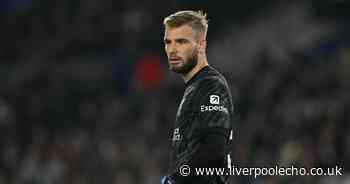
170,67,184,73
169,57,197,74
171,66,193,75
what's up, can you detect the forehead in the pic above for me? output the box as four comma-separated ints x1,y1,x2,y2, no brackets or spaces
164,25,196,40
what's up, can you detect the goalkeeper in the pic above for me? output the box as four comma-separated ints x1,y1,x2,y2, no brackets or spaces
161,10,235,184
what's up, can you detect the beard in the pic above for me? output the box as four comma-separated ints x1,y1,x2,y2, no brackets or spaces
169,49,198,74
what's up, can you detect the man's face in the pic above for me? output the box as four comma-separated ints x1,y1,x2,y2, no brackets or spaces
164,25,199,74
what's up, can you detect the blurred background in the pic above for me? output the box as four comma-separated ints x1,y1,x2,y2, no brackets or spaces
0,0,349,183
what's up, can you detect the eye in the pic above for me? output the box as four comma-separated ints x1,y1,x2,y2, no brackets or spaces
164,40,170,45
177,39,188,44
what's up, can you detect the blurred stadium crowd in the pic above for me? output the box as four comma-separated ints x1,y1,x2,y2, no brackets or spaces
0,0,349,184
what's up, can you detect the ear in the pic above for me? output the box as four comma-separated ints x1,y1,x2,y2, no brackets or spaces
198,33,206,52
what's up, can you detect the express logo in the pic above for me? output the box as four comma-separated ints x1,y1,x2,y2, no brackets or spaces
210,95,220,104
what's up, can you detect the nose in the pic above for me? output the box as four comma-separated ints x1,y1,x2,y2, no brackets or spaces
167,43,177,54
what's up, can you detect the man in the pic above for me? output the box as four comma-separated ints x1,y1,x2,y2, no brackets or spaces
162,10,235,184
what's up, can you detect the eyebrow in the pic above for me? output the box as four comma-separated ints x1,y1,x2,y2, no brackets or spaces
164,38,189,43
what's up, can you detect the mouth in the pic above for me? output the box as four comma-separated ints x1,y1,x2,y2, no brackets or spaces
169,57,182,64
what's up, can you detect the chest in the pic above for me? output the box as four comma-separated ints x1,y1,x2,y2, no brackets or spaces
172,87,198,150
175,86,197,127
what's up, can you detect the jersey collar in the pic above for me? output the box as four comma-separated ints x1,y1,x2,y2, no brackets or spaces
185,65,211,88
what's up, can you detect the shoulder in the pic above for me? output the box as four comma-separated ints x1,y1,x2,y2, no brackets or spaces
196,72,229,93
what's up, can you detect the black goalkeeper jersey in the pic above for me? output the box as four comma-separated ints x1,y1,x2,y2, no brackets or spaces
169,65,234,184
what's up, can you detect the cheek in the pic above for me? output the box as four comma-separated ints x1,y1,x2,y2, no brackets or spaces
165,48,171,56
183,47,196,58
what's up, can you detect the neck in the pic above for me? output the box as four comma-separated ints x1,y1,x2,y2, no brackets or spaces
183,54,208,83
